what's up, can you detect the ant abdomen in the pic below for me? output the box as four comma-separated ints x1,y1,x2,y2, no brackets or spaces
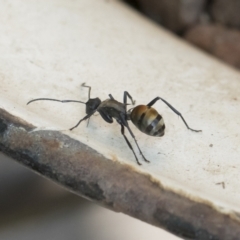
129,105,165,137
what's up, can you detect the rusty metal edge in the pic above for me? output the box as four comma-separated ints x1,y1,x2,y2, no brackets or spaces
0,108,239,240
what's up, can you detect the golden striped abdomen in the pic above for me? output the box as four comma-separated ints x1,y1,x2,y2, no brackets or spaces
130,105,165,137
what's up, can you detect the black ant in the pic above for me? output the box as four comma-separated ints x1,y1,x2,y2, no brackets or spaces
27,83,201,165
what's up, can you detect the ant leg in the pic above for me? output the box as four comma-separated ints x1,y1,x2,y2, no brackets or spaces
123,91,135,105
87,118,91,127
120,114,149,163
81,83,92,100
147,97,202,133
109,94,114,100
123,91,135,111
120,124,141,165
70,112,96,131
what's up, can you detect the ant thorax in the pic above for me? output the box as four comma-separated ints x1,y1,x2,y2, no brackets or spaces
99,99,126,121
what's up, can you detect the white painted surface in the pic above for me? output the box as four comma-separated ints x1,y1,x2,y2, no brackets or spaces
0,0,240,220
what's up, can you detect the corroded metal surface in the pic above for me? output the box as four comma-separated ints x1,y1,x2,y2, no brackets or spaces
0,108,240,240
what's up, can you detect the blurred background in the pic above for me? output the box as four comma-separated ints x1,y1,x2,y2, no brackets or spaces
0,154,180,240
124,0,240,70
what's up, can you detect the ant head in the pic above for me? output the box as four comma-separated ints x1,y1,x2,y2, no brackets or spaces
85,98,101,115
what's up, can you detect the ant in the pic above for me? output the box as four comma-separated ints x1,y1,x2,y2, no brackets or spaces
27,83,201,165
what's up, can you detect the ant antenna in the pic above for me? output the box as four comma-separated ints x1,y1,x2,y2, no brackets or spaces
81,83,95,126
27,98,86,105
81,83,91,100
27,83,98,129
